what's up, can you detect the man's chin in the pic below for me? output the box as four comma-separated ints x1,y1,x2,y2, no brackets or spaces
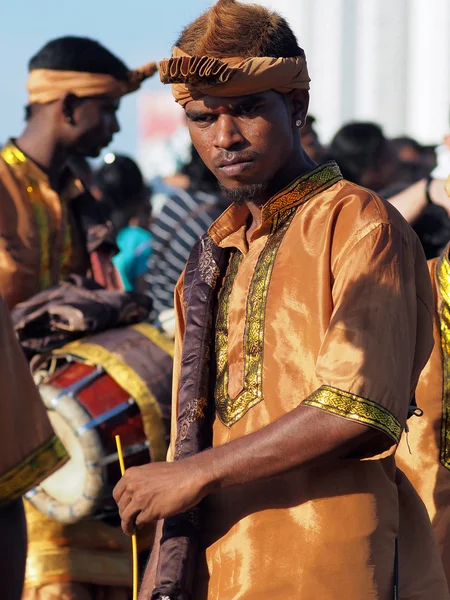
219,182,267,206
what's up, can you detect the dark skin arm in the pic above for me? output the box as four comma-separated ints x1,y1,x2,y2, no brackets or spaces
113,403,390,536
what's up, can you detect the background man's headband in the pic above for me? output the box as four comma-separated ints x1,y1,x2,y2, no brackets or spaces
27,62,158,104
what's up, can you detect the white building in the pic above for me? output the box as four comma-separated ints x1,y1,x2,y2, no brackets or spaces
247,0,450,145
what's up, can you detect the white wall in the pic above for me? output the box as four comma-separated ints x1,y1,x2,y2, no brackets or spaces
244,0,450,144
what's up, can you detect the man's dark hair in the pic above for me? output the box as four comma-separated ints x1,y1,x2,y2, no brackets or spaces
391,136,423,155
176,0,303,59
328,122,388,185
29,36,129,80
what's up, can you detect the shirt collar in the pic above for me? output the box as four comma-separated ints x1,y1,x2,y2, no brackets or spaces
209,161,343,251
0,139,50,185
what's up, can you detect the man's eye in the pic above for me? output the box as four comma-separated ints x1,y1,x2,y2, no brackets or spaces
238,104,259,116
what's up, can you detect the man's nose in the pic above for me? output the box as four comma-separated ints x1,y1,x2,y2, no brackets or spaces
213,114,245,150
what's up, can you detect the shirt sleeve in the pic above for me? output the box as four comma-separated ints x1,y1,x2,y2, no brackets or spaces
303,222,434,451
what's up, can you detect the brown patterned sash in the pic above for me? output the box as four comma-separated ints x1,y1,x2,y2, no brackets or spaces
152,235,229,600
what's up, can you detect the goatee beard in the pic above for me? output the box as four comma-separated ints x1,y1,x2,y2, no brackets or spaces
220,182,267,206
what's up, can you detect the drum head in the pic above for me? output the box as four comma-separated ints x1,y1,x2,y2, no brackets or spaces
40,411,86,505
26,382,105,524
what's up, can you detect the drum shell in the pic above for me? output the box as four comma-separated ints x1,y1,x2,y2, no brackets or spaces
27,324,173,524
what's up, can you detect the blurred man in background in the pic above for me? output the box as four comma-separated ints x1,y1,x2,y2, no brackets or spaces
327,121,398,192
0,36,156,308
3,34,157,600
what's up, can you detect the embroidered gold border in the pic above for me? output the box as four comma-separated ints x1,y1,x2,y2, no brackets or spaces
132,322,175,358
261,161,342,222
214,208,296,427
0,143,72,288
0,435,68,505
303,385,402,443
54,341,167,462
214,163,344,428
436,251,450,470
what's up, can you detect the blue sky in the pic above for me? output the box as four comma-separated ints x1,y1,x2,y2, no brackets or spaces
1,0,212,156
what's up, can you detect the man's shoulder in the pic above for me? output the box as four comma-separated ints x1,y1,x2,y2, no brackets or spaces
315,178,416,246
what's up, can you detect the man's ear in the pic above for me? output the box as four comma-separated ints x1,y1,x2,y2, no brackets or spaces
289,89,310,128
61,93,79,126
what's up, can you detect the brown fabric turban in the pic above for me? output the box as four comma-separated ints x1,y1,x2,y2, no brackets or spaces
159,46,310,107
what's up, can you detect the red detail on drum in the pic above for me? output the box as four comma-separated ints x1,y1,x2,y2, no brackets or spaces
45,362,149,484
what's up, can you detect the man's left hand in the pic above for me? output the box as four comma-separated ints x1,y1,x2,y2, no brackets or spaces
112,460,210,535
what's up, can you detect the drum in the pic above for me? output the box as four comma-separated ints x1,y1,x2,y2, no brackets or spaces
25,323,173,524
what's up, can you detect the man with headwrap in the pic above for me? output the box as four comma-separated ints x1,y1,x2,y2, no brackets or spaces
0,36,156,309
114,1,448,598
0,36,157,600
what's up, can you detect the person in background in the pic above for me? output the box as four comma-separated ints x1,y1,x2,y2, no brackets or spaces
395,175,450,588
9,35,157,600
145,144,227,321
392,136,424,164
301,115,326,164
388,133,450,258
95,154,152,292
328,121,398,192
0,36,156,308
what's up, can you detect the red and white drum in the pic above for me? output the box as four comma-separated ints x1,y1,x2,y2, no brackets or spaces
25,323,173,524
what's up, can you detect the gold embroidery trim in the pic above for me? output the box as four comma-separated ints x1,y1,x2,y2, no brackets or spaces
0,143,72,288
54,341,167,462
261,161,342,222
214,162,344,428
303,385,402,443
215,208,296,427
132,322,175,358
437,252,450,470
0,435,68,505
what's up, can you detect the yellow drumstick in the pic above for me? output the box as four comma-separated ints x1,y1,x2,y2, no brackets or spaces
115,435,138,600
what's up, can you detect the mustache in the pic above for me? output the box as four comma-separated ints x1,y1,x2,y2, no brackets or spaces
212,150,260,168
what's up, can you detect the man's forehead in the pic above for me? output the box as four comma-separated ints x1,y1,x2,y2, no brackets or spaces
185,91,274,113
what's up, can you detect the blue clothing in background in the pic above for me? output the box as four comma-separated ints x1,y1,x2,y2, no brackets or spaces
113,226,153,291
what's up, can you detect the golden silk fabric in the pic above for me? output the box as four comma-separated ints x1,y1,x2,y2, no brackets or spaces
169,163,448,599
0,295,67,504
396,247,450,586
27,62,158,104
22,581,129,600
23,501,155,590
0,141,88,309
159,46,310,107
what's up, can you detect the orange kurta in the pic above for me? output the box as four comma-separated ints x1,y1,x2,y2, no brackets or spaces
0,141,89,309
397,246,450,587
169,162,448,599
